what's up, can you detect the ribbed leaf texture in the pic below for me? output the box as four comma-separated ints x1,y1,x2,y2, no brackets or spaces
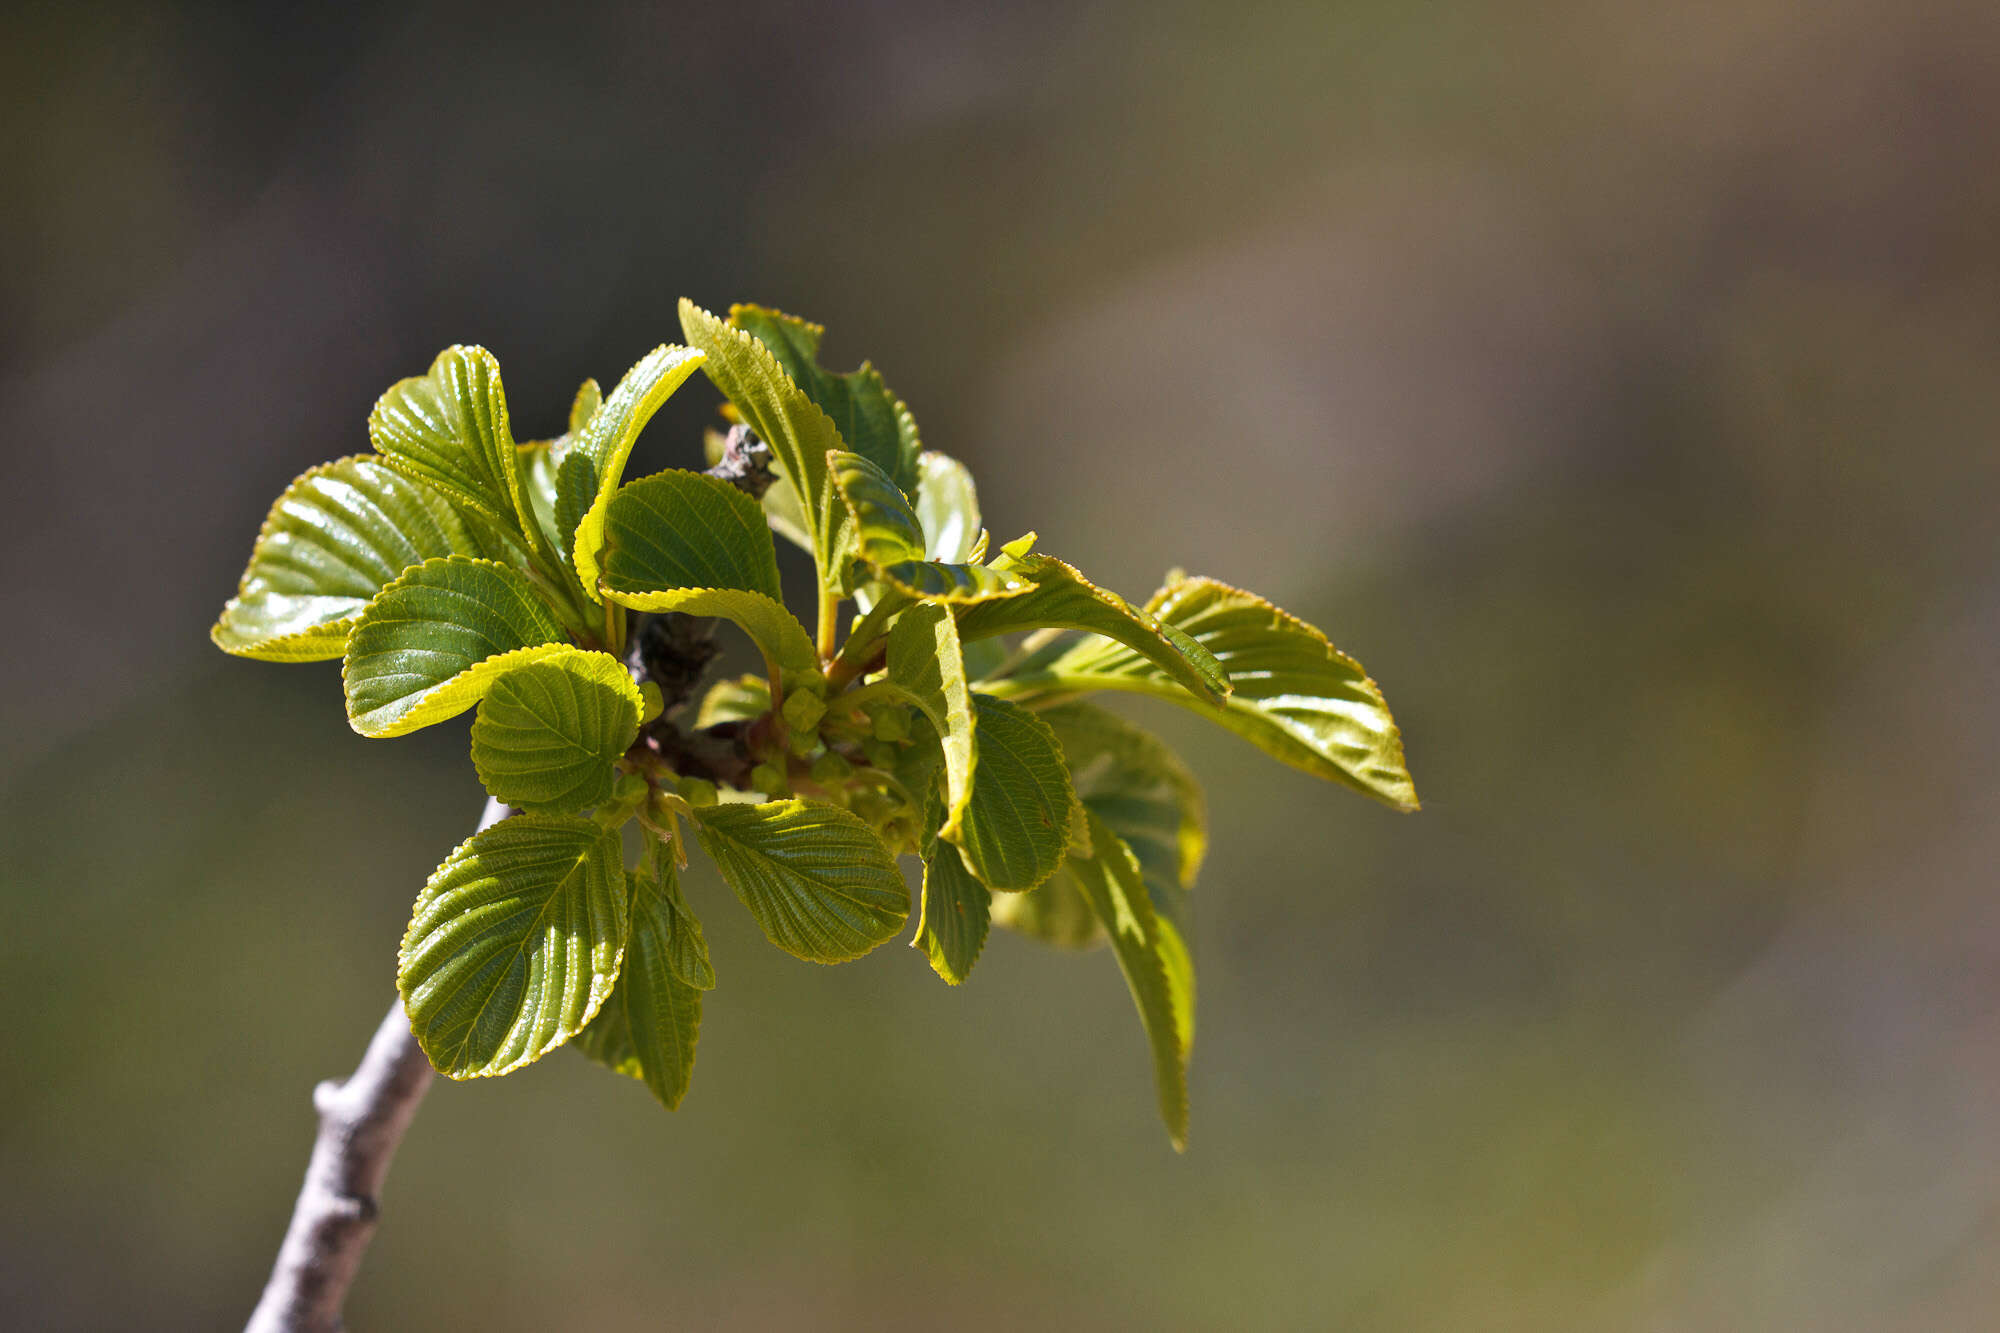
342,556,568,737
916,794,991,984
600,468,783,601
691,800,908,962
469,648,642,813
599,585,817,677
212,455,497,661
730,305,922,494
887,603,976,838
912,450,982,563
951,695,1075,892
368,345,530,538
398,815,628,1078
1042,700,1208,919
574,862,706,1108
567,345,707,598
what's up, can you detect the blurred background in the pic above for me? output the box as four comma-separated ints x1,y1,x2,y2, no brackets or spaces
4,1,1998,1328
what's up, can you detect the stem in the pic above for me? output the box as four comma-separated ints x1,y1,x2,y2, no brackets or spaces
246,795,510,1333
817,585,840,663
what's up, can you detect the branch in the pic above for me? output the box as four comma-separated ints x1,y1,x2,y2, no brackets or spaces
246,795,510,1333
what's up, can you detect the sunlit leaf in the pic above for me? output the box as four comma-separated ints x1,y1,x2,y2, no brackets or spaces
574,859,705,1109
955,554,1229,704
831,450,1031,604
601,585,817,678
369,345,533,541
990,868,1103,949
1042,700,1207,917
951,695,1075,892
913,450,981,563
915,793,990,984
470,647,642,814
599,468,783,602
212,456,498,661
696,674,771,728
730,304,921,494
398,814,627,1078
1041,576,1417,811
1065,808,1189,1149
887,603,977,838
690,799,909,963
343,556,568,737
566,345,707,599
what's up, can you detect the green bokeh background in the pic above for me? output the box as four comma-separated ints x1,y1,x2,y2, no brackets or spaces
5,2,1998,1328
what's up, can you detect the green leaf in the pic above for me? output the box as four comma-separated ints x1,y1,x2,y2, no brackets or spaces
886,603,976,838
681,299,844,575
690,799,908,962
1041,576,1417,811
469,647,642,814
567,344,707,599
955,554,1229,704
696,674,771,727
601,586,818,678
915,794,990,984
342,556,568,737
599,468,783,602
950,695,1075,892
213,455,498,661
730,304,921,494
913,450,982,563
831,450,1031,604
1156,914,1195,1050
574,860,706,1109
568,378,603,434
1041,701,1207,917
990,868,1103,948
398,814,627,1079
1066,808,1190,1149
369,345,533,541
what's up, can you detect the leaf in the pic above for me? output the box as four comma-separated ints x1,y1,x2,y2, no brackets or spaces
1066,808,1190,1149
831,450,1031,604
955,554,1229,704
696,674,771,727
574,861,706,1109
730,304,921,494
690,799,908,962
213,455,498,661
886,603,976,838
913,450,982,563
1043,576,1417,811
601,586,818,678
950,695,1075,892
1041,701,1207,917
470,647,642,814
680,300,844,575
915,794,990,984
568,378,603,434
369,345,532,540
566,344,707,599
398,814,627,1078
599,468,783,602
342,556,568,737
989,868,1103,949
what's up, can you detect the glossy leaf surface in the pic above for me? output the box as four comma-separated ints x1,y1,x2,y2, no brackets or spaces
691,800,908,962
470,647,642,814
601,585,817,677
343,556,568,737
567,345,707,598
887,602,977,837
369,345,529,538
916,795,990,984
599,468,783,602
912,450,982,563
574,862,704,1108
398,815,627,1078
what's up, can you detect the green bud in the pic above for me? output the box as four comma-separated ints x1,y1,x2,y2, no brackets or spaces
612,772,648,804
782,689,826,735
865,740,900,770
675,776,718,809
809,751,852,785
787,728,821,758
870,707,909,743
748,763,789,797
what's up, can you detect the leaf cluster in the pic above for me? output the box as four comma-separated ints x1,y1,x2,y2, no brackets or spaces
214,302,1417,1147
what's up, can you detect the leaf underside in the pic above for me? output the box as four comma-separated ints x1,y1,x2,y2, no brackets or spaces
950,694,1075,892
574,862,704,1108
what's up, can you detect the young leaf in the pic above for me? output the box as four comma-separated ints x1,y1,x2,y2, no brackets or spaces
1040,576,1417,811
1066,808,1190,1150
568,378,603,434
213,456,498,661
369,345,533,542
680,300,844,574
830,450,1031,604
566,345,707,599
912,450,982,563
887,603,977,838
599,469,783,602
574,862,705,1109
950,695,1075,892
600,586,817,677
955,554,1229,704
730,305,922,494
690,799,909,963
469,647,643,814
342,556,568,737
989,868,1103,949
1041,700,1207,917
398,814,627,1079
915,794,990,985
696,674,771,727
